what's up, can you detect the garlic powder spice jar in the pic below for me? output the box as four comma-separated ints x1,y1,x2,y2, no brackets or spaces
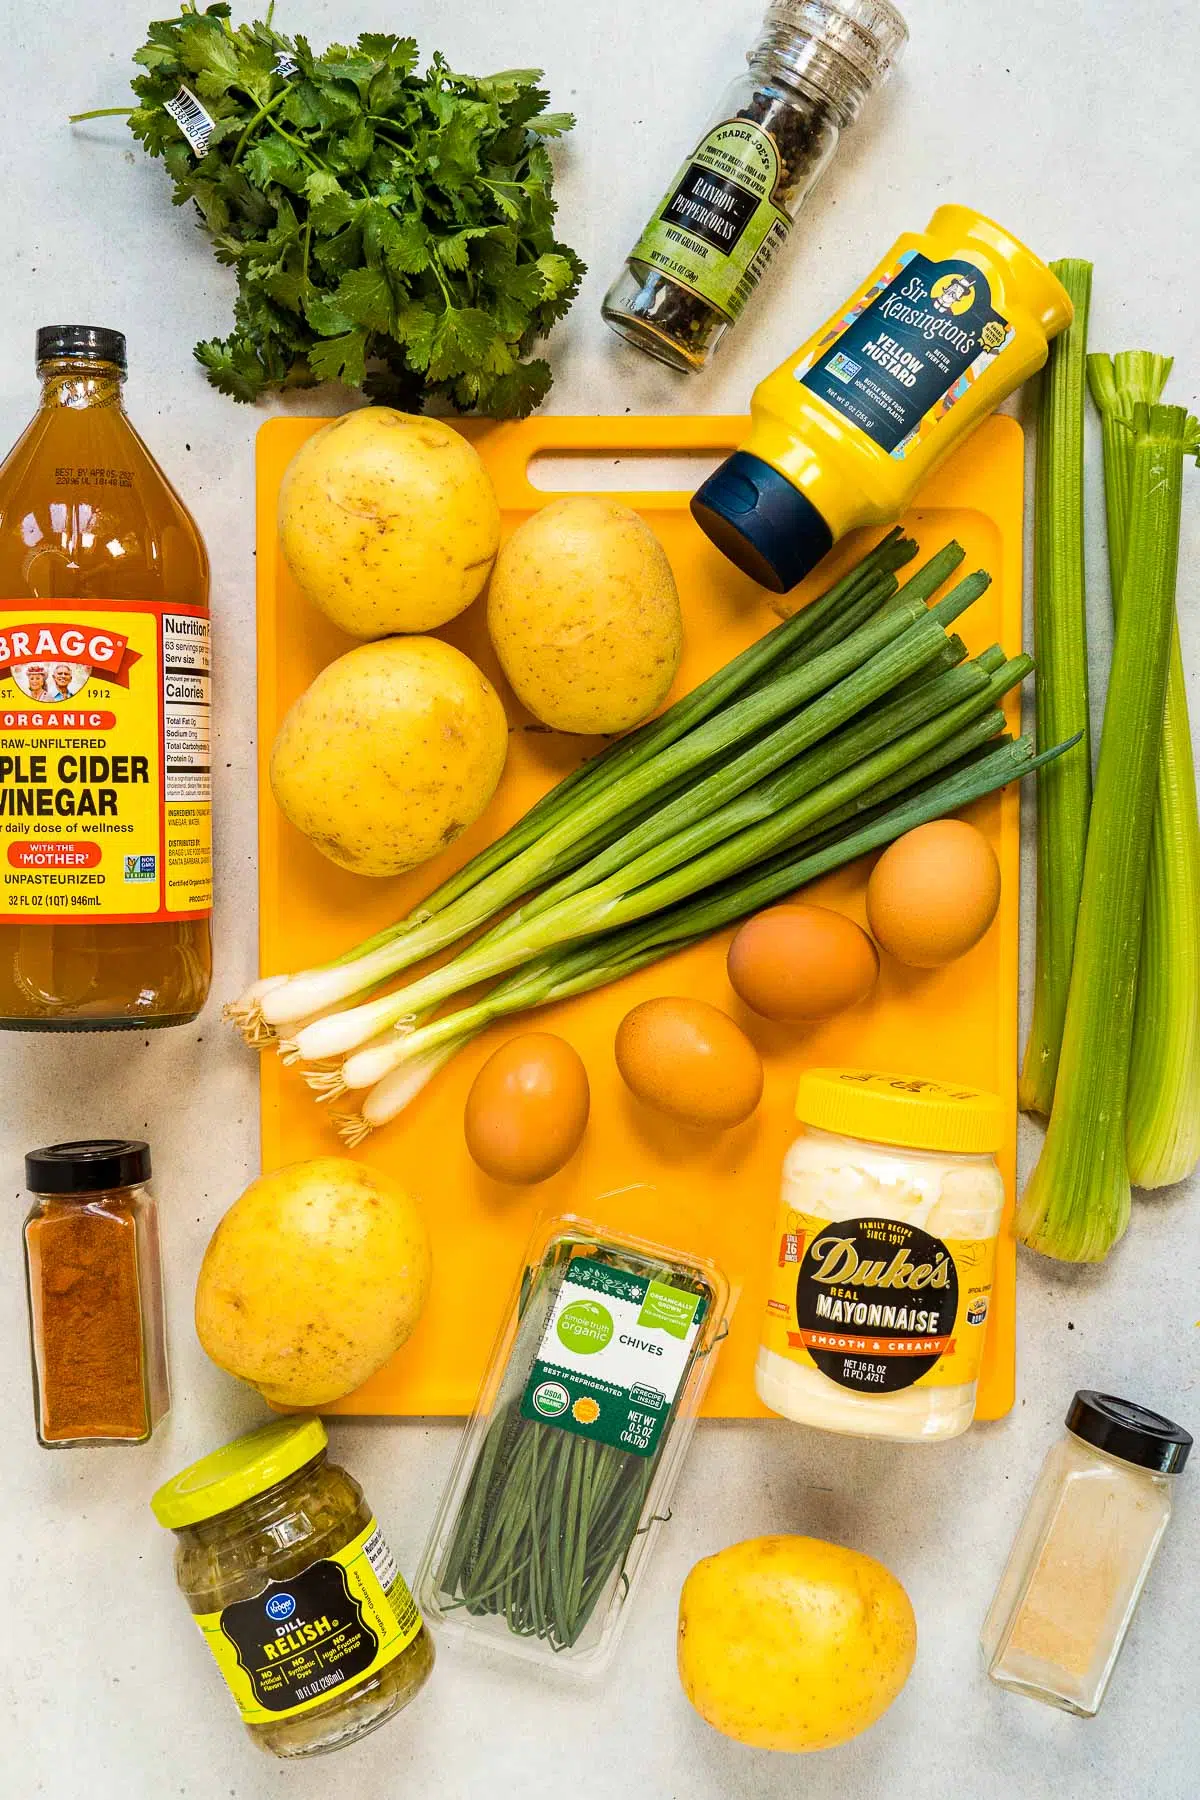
981,1392,1191,1714
756,1068,1006,1441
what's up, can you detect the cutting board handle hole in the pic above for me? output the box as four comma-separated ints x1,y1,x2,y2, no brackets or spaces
526,449,725,493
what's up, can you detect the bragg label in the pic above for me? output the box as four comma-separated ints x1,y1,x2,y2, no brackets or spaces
762,1209,998,1393
0,600,211,922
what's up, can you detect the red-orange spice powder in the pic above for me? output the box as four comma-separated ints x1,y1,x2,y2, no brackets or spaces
26,1195,148,1441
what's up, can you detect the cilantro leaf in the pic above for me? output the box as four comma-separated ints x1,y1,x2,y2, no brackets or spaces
115,11,584,413
307,329,369,388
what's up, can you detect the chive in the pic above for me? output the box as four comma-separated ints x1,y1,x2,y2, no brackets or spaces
1017,405,1195,1261
438,1254,715,1653
1019,259,1094,1116
1089,352,1200,1189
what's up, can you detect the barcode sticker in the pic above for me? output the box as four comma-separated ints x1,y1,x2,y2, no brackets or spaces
273,50,299,78
164,85,215,157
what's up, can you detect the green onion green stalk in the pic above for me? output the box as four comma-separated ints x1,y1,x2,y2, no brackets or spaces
340,710,1062,1139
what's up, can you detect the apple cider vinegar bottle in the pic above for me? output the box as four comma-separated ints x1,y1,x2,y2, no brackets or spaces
0,326,211,1028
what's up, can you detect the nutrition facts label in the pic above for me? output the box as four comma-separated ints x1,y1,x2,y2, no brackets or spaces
162,612,211,803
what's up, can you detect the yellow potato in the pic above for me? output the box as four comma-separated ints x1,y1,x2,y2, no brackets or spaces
195,1157,432,1408
270,635,508,876
487,495,682,733
279,408,501,637
677,1534,917,1752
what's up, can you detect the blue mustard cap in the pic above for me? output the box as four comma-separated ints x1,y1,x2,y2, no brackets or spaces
691,451,834,594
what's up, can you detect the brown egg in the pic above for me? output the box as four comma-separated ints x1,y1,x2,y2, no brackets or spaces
615,997,763,1129
727,903,879,1021
464,1033,590,1184
867,819,1001,969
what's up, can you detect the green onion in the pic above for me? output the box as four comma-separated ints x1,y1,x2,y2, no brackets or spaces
225,531,920,1038
291,587,989,1063
340,709,1059,1131
1017,404,1197,1262
1019,259,1093,1117
1089,352,1200,1189
256,560,952,1033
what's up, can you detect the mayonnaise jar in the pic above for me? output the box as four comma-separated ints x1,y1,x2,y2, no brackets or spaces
756,1069,1006,1442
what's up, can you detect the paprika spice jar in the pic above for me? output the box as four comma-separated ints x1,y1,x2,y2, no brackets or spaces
22,1139,168,1446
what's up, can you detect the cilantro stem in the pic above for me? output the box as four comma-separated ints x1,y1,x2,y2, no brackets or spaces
232,87,292,163
69,108,135,121
428,253,455,305
365,116,418,157
264,114,324,175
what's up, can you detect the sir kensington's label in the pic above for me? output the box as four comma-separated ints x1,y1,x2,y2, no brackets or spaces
0,600,212,921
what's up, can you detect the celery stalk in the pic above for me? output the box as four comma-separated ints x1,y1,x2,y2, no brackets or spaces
1017,405,1196,1261
1089,352,1200,1188
1019,259,1093,1116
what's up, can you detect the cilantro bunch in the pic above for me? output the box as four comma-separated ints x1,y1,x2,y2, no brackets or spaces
113,4,584,413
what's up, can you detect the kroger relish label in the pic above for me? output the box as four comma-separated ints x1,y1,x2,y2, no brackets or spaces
0,601,211,921
763,1210,997,1393
194,1518,422,1724
630,118,792,323
520,1255,706,1457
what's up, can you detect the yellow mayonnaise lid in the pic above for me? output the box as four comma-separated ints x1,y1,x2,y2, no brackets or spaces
151,1417,329,1530
794,1067,1006,1154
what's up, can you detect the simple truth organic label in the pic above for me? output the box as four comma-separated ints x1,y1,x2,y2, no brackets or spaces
520,1256,706,1456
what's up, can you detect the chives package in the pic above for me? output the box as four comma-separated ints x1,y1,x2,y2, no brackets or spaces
417,1214,732,1669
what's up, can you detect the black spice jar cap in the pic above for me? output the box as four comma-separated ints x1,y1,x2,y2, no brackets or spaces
35,325,127,370
1067,1389,1192,1475
25,1140,151,1194
691,451,834,594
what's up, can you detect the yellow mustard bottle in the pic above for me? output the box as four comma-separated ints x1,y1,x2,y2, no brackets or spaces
692,204,1074,592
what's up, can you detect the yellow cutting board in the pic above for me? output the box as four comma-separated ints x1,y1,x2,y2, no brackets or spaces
255,412,1023,1420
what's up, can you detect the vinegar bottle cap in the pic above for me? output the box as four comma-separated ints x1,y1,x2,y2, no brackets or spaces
35,325,128,370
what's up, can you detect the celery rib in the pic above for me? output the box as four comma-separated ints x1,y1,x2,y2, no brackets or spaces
1019,259,1093,1116
1089,351,1200,1189
1017,404,1193,1261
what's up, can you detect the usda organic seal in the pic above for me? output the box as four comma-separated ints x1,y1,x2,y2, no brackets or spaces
531,1381,570,1418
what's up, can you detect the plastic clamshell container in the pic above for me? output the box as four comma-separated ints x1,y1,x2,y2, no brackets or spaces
417,1212,733,1671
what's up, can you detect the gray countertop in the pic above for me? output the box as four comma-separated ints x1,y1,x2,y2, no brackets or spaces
5,2,1199,1795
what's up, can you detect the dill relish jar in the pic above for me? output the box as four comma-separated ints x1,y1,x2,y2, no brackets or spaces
602,0,908,371
152,1419,433,1759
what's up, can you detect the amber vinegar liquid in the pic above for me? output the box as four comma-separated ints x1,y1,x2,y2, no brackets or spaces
0,329,211,1028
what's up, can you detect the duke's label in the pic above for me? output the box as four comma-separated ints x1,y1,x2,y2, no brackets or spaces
763,1210,997,1393
795,251,1014,459
194,1519,423,1724
630,119,792,322
0,601,212,921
